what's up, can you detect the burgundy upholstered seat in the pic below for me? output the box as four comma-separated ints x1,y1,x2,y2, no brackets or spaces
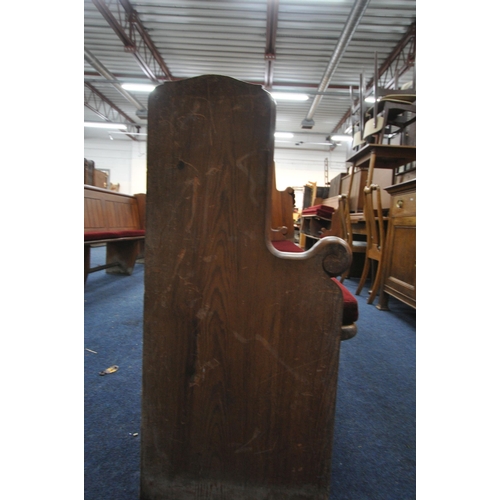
84,229,145,242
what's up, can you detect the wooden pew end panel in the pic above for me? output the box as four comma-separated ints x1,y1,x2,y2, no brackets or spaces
141,75,354,500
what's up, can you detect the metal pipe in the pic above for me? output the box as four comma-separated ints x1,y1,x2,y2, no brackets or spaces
301,0,370,129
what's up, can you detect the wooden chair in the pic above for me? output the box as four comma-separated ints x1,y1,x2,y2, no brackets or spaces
364,52,416,145
318,194,367,283
338,194,367,283
366,95,416,145
362,116,385,143
352,130,365,151
355,184,385,303
349,73,366,151
349,81,366,152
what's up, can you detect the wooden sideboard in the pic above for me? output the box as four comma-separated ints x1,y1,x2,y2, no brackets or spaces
377,179,416,310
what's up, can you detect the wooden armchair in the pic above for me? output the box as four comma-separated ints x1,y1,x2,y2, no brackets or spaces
355,184,385,303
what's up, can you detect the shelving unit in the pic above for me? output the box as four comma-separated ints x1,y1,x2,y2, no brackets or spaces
300,213,333,250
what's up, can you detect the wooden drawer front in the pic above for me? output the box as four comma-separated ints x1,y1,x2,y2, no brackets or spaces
391,190,416,218
384,225,416,306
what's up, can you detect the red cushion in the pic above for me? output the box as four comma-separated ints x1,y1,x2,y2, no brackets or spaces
302,204,335,219
84,229,145,241
271,240,304,253
271,241,358,325
331,277,359,324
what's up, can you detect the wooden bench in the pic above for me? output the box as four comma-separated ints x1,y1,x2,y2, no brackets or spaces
141,74,354,500
84,185,145,283
270,188,358,339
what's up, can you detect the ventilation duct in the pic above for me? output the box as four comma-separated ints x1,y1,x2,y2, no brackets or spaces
301,0,370,129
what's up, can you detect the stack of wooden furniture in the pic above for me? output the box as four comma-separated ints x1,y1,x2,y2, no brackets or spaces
84,157,109,189
340,146,416,308
140,74,355,500
329,53,417,309
363,52,416,147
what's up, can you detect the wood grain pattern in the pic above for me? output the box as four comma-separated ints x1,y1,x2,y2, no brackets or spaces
141,75,352,500
84,185,141,232
270,170,295,242
377,179,416,309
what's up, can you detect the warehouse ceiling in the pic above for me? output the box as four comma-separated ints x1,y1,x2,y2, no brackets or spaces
84,0,416,153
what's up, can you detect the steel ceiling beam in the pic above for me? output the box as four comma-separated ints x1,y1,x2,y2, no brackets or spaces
264,0,279,89
85,83,138,140
84,75,352,97
85,71,355,92
92,0,173,82
84,47,147,115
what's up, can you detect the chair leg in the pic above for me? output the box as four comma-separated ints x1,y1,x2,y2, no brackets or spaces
84,245,91,283
356,254,370,295
367,260,382,304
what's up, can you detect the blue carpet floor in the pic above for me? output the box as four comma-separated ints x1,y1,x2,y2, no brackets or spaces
84,245,415,499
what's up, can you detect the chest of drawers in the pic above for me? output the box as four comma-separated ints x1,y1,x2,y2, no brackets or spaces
377,179,416,310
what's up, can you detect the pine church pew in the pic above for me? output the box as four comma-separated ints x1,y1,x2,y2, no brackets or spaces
84,185,145,283
141,75,355,500
270,186,358,339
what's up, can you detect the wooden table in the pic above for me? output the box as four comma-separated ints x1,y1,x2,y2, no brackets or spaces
346,143,417,188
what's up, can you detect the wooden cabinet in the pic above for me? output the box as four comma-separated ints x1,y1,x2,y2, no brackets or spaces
377,179,416,310
340,168,394,212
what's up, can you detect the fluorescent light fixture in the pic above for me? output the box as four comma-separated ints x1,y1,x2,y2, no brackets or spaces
330,134,352,142
270,92,309,101
111,131,148,136
121,83,157,92
365,96,376,103
274,132,294,139
85,122,127,130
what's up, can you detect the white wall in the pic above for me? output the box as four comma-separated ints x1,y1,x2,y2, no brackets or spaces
83,137,350,202
274,147,348,190
274,146,350,209
84,137,147,195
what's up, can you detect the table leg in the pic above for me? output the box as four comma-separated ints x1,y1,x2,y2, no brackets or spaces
366,151,377,186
